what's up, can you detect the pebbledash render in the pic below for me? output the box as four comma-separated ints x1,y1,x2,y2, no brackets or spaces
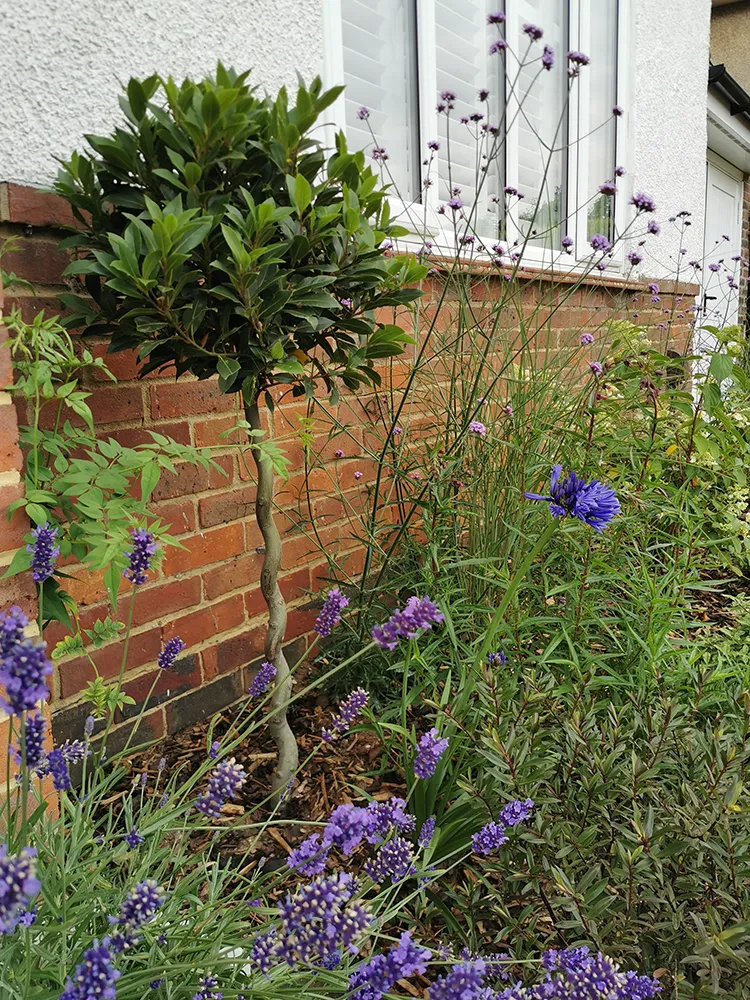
0,0,729,748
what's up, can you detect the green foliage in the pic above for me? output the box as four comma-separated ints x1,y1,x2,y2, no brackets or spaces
53,65,426,402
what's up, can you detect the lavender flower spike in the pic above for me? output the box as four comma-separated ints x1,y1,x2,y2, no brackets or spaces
0,606,28,656
414,728,449,779
123,527,157,585
195,757,247,818
60,941,120,1000
322,687,369,742
524,465,620,532
27,523,59,583
497,798,534,827
12,711,47,773
0,639,52,716
158,636,186,670
315,587,350,637
249,660,277,697
372,596,444,650
0,846,40,934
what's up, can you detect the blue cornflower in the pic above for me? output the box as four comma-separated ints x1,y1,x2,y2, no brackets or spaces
0,846,40,934
27,523,59,583
322,687,369,742
0,639,52,716
524,465,620,532
123,827,144,850
158,636,186,670
123,528,157,585
60,941,120,1000
248,660,276,698
414,728,449,779
314,587,350,637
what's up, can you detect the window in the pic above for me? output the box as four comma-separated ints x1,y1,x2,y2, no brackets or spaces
325,0,623,264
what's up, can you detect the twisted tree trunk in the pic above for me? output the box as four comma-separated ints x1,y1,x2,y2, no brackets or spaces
245,399,299,800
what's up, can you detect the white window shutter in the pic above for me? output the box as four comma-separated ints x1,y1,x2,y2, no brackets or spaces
341,0,420,202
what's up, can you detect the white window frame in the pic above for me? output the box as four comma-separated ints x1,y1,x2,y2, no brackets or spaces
322,0,632,275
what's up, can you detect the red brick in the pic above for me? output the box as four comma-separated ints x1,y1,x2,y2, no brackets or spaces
117,653,201,719
285,606,319,639
0,402,22,472
279,566,311,603
198,485,256,528
0,481,28,553
2,239,69,286
130,578,202,627
152,498,197,536
57,628,163,699
211,627,266,676
0,572,35,619
88,385,145,425
203,553,261,602
162,523,245,576
243,585,268,620
165,671,243,732
0,325,14,387
2,294,67,324
151,455,232,502
149,379,236,419
64,566,109,607
84,342,176,382
110,421,192,448
194,415,245,447
3,184,77,228
162,594,245,648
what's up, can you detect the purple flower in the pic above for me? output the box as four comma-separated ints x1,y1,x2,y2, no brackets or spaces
503,404,513,417
478,88,490,101
525,465,620,532
567,50,590,65
598,181,616,196
487,651,507,667
427,140,440,151
354,470,364,480
627,250,643,266
372,147,388,162
497,798,534,827
414,728,449,779
469,420,486,437
209,740,221,760
580,333,595,346
418,817,436,849
358,107,370,120
561,235,574,253
589,361,603,376
372,596,444,650
195,757,247,818
27,523,59,583
157,636,186,670
615,165,625,177
0,606,28,657
489,39,508,56
632,191,656,213
335,449,345,458
535,949,662,999
123,826,144,849
123,528,157,585
430,960,489,1000
487,11,505,23
108,879,166,951
523,23,543,40
12,711,46,774
708,262,721,273
364,836,416,883
350,931,431,1000
60,941,120,1000
447,196,463,211
0,638,52,717
472,821,508,856
647,219,660,235
542,45,554,70
613,105,624,117
322,687,369,741
647,283,659,295
0,846,40,934
315,587,350,637
589,234,611,253
192,975,222,1000
249,660,277,697
287,834,331,876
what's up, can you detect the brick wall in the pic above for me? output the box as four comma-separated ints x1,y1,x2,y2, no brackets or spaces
0,183,698,749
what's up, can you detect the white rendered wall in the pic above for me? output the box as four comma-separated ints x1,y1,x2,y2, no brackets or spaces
628,0,712,278
0,0,324,186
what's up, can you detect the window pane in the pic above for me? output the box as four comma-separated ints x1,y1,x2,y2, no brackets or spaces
341,0,420,202
515,0,567,249
435,0,503,237
585,1,618,241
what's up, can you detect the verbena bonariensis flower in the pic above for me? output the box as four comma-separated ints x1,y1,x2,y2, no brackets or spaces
472,820,509,856
647,219,660,235
371,596,444,651
157,636,186,670
589,361,603,376
523,23,543,40
0,639,52,716
567,50,590,65
322,687,369,741
631,191,657,213
627,250,643,266
469,420,486,437
589,233,611,253
542,45,554,70
27,522,60,583
12,711,46,772
254,873,371,970
108,879,166,951
0,605,28,657
60,941,120,1000
430,959,489,1000
249,660,276,697
350,931,431,1000
561,235,573,252
195,757,247,818
123,827,144,849
497,798,534,827
0,846,40,934
418,816,436,849
580,332,595,345
123,527,157,585
525,465,620,532
314,587,350,637
364,836,416,883
414,728,449,779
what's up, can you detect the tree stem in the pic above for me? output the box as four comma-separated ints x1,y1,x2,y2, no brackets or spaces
245,400,299,799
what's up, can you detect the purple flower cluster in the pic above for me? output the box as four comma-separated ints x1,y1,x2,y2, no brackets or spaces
627,250,643,266
523,23,543,40
414,728,449,779
108,879,165,951
158,636,186,670
631,192,657,213
525,465,620,532
473,798,535,856
351,931,431,1000
252,873,370,971
418,816,436,849
542,45,554,70
580,332,595,345
123,528,157,585
0,606,28,656
322,686,369,742
192,975,222,1000
249,660,277,697
47,748,72,791
372,596,444,651
12,711,46,772
0,846,40,934
364,835,416,884
0,633,52,717
60,941,120,1000
589,361,603,376
195,757,247,818
27,523,59,583
567,50,590,65
590,233,612,253
123,827,144,849
469,420,486,437
314,587,350,637
498,798,535,827
501,947,662,999
430,959,489,1000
